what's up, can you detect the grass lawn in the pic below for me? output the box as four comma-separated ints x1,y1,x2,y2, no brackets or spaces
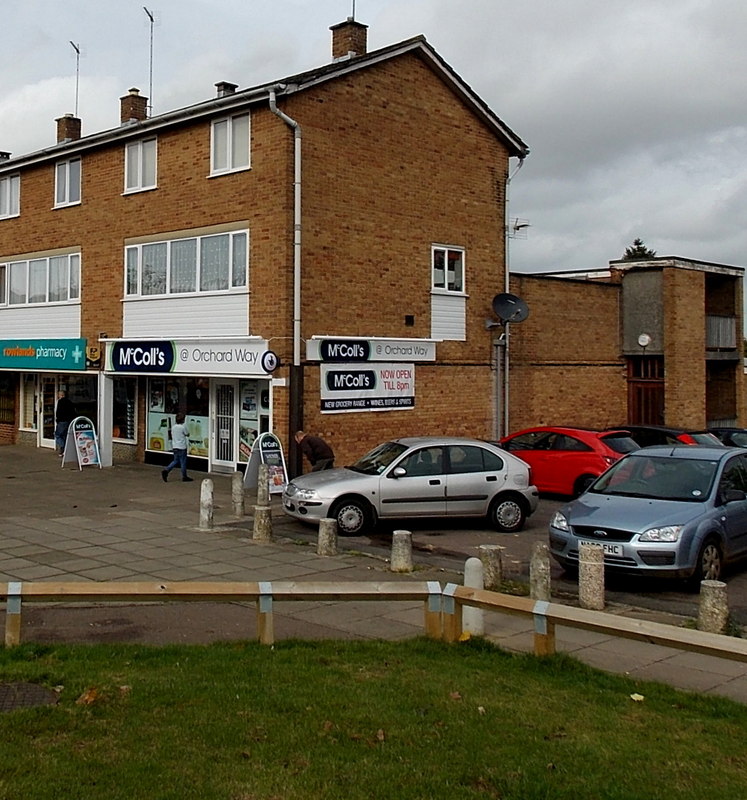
0,637,746,799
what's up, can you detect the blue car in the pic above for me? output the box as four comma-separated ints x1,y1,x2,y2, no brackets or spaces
549,446,747,584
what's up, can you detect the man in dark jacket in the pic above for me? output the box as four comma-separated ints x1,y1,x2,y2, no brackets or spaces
55,390,76,455
295,430,335,471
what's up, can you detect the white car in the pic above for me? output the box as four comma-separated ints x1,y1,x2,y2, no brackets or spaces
282,436,539,535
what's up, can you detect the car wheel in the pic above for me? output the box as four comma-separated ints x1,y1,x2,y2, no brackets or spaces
488,495,526,533
573,474,597,497
331,497,373,536
689,537,723,587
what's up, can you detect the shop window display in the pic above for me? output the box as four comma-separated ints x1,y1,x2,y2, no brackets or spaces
147,377,209,457
0,374,15,424
113,378,136,440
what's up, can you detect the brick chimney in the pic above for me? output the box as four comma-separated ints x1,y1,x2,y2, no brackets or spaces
330,18,368,59
56,114,81,143
120,88,148,124
215,81,238,98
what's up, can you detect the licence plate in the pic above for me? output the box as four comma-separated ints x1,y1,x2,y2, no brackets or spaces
579,540,623,557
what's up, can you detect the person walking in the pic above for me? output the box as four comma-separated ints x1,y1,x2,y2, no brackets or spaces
295,430,335,471
162,413,194,482
54,390,76,455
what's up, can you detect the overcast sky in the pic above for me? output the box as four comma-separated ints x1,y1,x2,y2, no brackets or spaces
4,0,746,273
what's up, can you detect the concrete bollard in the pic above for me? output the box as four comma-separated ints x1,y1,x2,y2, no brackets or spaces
257,463,270,507
463,556,485,635
697,579,729,634
253,506,273,542
317,517,339,556
199,478,214,531
530,542,552,602
390,530,413,573
478,544,505,591
578,542,605,610
231,471,245,518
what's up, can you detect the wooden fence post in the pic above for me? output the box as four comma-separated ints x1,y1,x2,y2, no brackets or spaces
441,583,463,642
424,581,443,639
256,581,275,645
532,600,556,656
4,582,22,647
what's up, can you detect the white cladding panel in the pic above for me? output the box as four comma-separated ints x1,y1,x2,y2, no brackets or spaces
123,294,249,337
430,293,466,341
0,304,81,338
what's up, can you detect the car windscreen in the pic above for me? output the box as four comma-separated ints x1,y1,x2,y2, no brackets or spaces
599,434,640,454
589,455,717,501
348,441,409,475
689,432,724,446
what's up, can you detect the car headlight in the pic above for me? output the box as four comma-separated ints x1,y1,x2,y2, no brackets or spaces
639,525,683,542
285,483,320,500
551,511,570,532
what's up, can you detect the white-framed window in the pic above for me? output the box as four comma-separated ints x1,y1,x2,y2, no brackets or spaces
55,158,81,207
125,231,248,297
432,245,465,293
124,137,157,192
0,174,20,219
211,113,250,175
0,253,80,306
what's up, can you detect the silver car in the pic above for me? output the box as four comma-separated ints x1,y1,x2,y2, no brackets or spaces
283,437,539,535
549,445,747,583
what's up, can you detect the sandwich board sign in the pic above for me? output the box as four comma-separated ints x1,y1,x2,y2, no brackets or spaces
243,432,288,494
62,416,102,470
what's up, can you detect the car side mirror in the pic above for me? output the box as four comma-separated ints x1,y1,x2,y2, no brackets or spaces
390,466,406,479
722,488,747,503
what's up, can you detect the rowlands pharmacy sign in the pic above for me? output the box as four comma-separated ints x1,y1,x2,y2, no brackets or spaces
0,339,87,371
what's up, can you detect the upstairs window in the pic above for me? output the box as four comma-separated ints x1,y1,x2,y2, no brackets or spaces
211,113,250,175
0,253,80,306
124,138,157,192
0,174,20,219
125,231,248,298
55,158,81,206
432,245,465,293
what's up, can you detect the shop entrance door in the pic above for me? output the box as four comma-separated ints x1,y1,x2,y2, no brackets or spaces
40,375,58,449
211,380,237,472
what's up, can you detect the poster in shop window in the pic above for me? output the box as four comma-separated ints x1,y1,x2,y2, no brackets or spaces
62,416,102,470
243,432,288,494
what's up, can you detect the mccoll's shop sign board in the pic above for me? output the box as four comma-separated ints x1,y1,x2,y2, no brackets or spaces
106,338,278,376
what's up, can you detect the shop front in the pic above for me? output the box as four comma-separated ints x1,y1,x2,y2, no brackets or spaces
0,338,95,449
104,337,277,472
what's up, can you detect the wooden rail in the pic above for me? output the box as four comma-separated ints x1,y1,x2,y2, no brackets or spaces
3,580,747,665
1,580,443,647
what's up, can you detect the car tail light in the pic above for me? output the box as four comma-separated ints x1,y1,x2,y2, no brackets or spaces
678,434,696,444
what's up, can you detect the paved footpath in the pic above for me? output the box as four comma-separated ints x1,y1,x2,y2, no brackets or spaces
2,446,747,705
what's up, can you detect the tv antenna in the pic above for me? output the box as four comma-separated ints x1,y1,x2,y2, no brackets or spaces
507,218,531,239
143,6,155,116
351,0,356,19
69,41,81,117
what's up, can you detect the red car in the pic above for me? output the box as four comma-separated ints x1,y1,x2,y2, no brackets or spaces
499,426,639,496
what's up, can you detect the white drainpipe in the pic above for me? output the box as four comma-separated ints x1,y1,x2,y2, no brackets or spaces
268,86,301,369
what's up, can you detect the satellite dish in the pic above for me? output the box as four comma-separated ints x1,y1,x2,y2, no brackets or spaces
492,293,529,324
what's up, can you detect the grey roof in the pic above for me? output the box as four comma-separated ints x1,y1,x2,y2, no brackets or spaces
1,34,528,173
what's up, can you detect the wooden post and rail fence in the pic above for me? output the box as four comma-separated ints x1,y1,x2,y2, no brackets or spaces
4,579,747,665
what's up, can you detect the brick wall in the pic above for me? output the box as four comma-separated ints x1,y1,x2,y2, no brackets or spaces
663,268,705,426
506,274,626,433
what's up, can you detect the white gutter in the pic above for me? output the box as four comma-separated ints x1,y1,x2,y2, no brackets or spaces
268,86,302,368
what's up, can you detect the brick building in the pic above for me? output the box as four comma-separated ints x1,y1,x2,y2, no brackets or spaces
506,256,745,434
0,19,529,473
